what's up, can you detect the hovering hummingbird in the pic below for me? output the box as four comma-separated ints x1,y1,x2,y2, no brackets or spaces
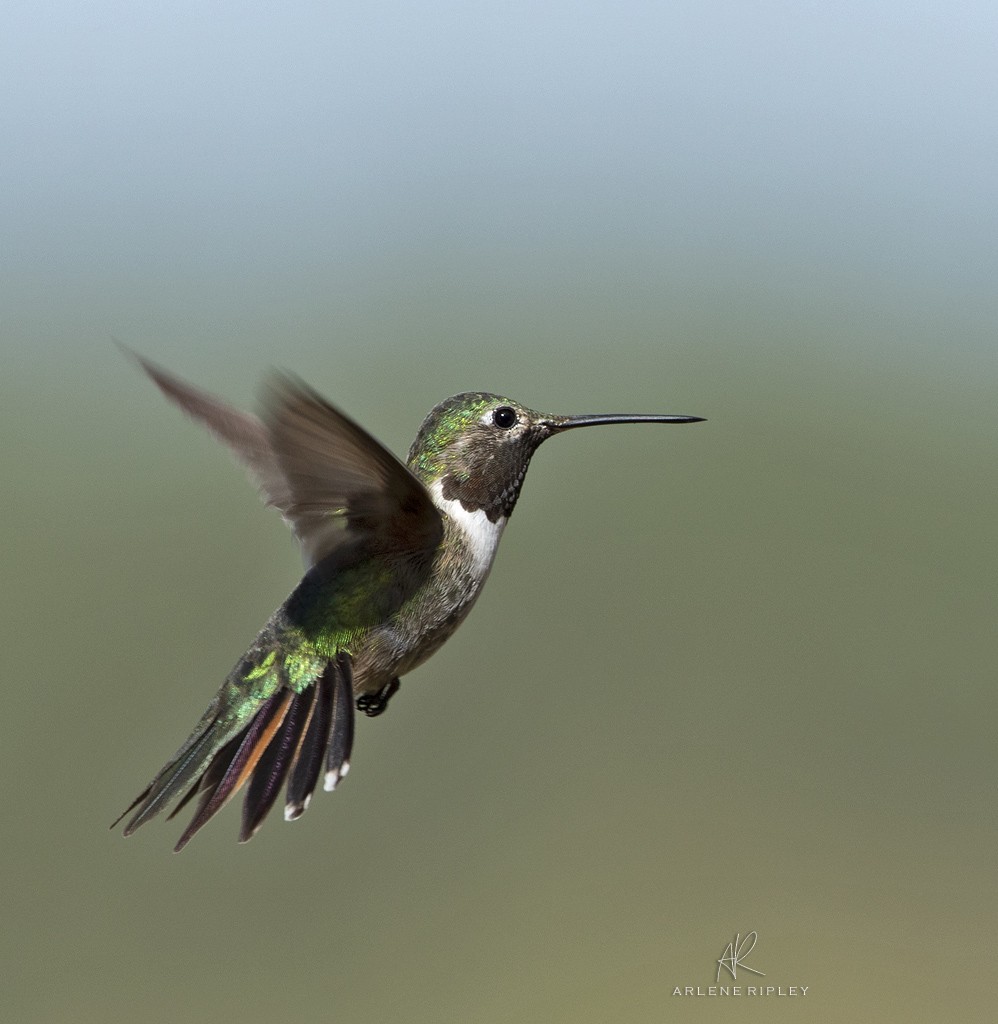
113,354,703,850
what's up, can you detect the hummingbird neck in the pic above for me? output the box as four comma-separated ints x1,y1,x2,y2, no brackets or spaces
428,478,507,579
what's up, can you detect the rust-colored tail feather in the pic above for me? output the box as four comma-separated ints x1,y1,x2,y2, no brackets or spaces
239,687,315,842
172,692,293,852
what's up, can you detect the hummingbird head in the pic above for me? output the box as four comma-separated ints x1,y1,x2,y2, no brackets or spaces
409,392,703,524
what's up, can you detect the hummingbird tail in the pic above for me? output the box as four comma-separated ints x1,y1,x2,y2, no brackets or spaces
113,653,355,851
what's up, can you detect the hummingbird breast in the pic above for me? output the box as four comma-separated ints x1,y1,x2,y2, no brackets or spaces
353,503,507,688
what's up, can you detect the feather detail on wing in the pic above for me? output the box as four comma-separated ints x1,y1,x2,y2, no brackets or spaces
261,373,443,565
125,349,443,569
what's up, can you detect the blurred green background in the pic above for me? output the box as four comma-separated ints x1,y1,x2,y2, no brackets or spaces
3,3,997,1021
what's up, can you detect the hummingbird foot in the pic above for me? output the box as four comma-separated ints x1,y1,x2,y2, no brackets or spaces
356,677,401,718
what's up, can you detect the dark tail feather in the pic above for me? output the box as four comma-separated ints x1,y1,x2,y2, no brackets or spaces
167,731,246,822
115,712,231,836
239,687,315,842
324,652,355,792
285,668,334,820
173,691,293,852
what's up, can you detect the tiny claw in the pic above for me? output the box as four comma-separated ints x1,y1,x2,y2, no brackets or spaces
356,678,400,718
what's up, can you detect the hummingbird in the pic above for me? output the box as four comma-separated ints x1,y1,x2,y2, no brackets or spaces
113,354,703,851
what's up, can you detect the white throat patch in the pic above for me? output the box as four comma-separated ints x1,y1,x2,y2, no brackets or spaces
429,479,507,579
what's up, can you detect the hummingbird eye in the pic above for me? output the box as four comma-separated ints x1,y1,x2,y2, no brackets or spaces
492,406,518,430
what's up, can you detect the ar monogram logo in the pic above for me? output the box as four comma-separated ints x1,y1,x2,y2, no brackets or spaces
716,931,766,983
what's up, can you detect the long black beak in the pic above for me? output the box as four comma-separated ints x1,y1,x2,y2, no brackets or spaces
548,412,705,432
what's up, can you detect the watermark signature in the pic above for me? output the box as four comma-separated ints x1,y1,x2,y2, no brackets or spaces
671,931,809,998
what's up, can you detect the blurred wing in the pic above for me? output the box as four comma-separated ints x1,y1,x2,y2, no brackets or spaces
128,351,443,568
262,373,443,566
129,350,287,510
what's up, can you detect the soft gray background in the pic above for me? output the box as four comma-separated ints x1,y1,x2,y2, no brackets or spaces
4,3,996,1021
